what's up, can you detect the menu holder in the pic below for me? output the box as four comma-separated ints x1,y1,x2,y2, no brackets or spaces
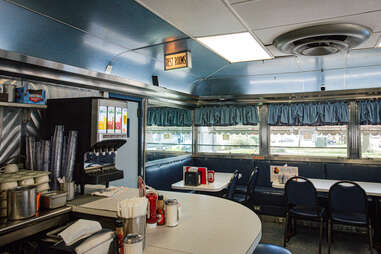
270,165,298,185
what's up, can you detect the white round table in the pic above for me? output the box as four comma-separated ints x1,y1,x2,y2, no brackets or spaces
144,191,262,254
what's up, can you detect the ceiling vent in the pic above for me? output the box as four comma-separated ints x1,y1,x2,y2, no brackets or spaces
273,24,371,56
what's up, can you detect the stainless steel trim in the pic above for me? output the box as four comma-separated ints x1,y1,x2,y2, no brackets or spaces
192,110,197,154
0,101,47,109
0,49,197,107
148,99,193,110
198,88,381,105
145,154,192,167
193,153,381,165
348,101,360,159
142,98,147,179
0,206,71,235
259,105,268,157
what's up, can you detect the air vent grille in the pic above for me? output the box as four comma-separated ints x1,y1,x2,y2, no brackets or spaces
273,24,371,56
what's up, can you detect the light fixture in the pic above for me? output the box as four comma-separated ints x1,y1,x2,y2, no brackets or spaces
196,32,272,63
105,62,113,74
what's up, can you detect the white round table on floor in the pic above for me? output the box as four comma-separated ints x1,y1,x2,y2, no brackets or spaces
144,191,262,254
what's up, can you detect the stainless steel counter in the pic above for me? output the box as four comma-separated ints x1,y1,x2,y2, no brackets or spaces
0,206,72,247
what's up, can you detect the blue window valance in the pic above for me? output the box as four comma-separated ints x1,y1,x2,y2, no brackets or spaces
358,100,381,125
147,107,192,127
195,105,259,126
268,102,349,126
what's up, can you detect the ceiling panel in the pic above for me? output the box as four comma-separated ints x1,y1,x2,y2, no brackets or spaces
206,48,381,77
193,65,381,96
8,0,187,49
135,0,245,37
0,0,229,94
232,0,381,30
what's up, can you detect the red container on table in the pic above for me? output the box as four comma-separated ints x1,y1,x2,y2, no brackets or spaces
198,167,208,184
146,192,158,225
208,170,215,183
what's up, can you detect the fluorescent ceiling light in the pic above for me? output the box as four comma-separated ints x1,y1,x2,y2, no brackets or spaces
197,32,272,63
377,40,381,48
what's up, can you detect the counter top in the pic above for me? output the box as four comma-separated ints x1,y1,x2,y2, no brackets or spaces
72,189,262,254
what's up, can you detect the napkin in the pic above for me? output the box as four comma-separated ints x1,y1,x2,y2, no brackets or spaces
58,219,102,246
74,231,114,254
117,197,148,219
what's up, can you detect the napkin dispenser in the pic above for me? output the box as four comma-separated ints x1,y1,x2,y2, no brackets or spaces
184,171,201,186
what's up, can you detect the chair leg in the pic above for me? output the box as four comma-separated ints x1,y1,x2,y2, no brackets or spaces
319,217,323,254
293,217,297,235
328,219,332,254
368,223,373,254
283,212,290,247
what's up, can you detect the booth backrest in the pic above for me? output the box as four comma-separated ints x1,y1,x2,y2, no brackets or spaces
326,163,381,182
192,157,254,185
145,156,193,191
145,156,381,192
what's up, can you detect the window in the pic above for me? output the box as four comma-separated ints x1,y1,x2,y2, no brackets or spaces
361,125,381,158
270,126,347,157
197,125,259,154
146,126,192,153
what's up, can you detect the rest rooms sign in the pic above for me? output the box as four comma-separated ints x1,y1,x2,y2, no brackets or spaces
164,51,192,71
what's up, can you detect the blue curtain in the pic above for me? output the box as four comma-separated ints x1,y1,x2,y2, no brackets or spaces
195,105,259,126
268,102,348,126
358,100,381,125
147,107,192,127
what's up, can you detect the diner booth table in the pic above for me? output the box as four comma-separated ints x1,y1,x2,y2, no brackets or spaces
171,172,237,192
273,178,381,196
71,188,262,254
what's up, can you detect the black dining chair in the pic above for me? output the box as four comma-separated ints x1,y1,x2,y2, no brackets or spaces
237,167,259,206
284,176,325,254
226,170,240,200
253,244,292,254
328,181,373,254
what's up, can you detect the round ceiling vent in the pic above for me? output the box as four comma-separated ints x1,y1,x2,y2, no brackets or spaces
273,24,372,56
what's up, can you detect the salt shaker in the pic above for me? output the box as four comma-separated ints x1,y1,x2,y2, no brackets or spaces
165,199,179,227
123,234,143,254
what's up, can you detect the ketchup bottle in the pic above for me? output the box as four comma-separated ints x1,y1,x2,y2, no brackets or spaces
146,192,158,225
115,219,124,254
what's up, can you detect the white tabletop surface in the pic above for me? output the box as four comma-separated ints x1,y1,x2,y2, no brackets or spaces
171,172,236,192
273,178,381,197
72,188,262,254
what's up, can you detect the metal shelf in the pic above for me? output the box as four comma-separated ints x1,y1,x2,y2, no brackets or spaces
0,101,47,109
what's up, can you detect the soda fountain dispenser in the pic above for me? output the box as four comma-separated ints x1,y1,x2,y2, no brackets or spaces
46,97,128,193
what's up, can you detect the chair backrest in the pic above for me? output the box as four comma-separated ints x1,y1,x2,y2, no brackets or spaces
246,167,259,200
227,170,240,199
285,176,318,210
328,180,368,216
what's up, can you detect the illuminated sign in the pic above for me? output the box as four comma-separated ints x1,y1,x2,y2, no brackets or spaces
164,51,192,71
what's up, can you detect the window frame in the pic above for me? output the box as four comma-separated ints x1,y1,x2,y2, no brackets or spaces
268,125,349,159
360,125,381,160
195,125,261,156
